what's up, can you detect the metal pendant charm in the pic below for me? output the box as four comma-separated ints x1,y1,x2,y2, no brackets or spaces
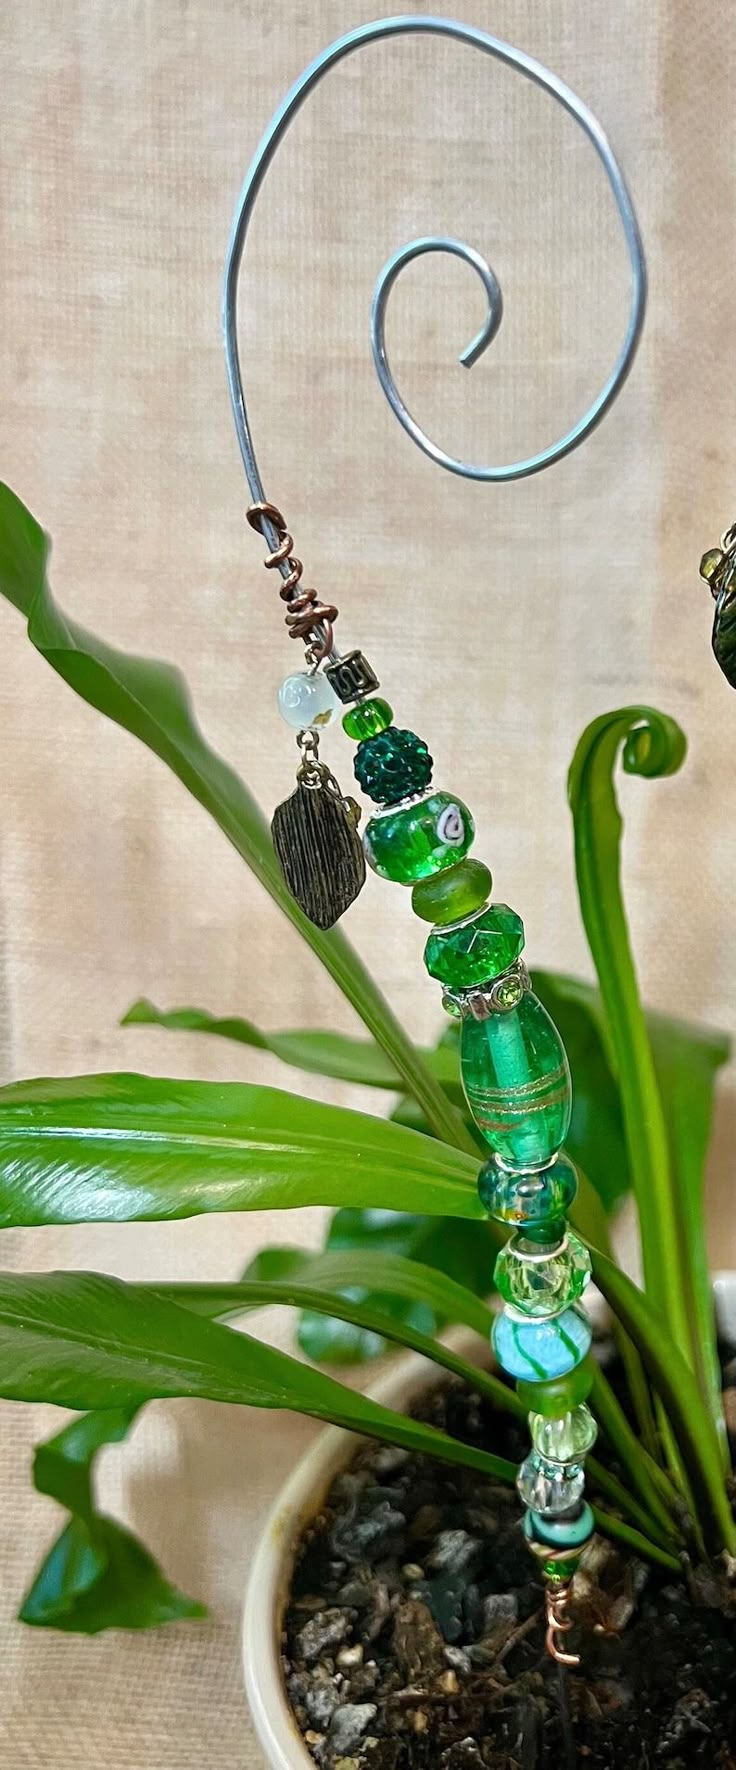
272,735,365,929
700,526,736,689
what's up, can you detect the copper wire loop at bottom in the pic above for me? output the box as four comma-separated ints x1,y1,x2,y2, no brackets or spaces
545,1581,580,1668
246,500,338,660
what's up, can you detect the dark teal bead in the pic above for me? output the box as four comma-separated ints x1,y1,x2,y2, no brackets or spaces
354,727,433,806
523,1502,595,1550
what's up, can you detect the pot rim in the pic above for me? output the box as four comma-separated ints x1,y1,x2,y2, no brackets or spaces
243,1269,736,1770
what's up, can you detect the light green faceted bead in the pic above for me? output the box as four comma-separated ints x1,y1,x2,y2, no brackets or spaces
461,991,572,1168
517,1452,585,1516
494,1230,591,1319
364,791,474,884
529,1404,598,1463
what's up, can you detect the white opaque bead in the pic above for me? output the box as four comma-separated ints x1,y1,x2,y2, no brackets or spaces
277,671,340,731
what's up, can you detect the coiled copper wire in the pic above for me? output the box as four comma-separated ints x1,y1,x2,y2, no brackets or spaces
246,500,337,661
545,1581,580,1668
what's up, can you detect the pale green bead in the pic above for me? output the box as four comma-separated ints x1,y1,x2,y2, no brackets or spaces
494,1230,591,1319
529,1404,598,1463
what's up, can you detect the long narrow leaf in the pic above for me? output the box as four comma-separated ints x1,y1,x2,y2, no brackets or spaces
0,1073,482,1228
236,1246,495,1340
0,482,472,1155
121,999,460,1092
0,1271,515,1485
568,709,705,1381
591,1248,736,1555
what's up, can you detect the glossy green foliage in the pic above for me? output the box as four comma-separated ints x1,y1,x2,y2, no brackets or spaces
0,1073,484,1228
0,1271,517,1484
19,1408,205,1633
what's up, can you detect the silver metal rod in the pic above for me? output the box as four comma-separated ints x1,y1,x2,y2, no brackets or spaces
223,13,646,521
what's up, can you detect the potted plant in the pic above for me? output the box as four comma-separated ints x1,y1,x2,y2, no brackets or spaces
0,475,734,1764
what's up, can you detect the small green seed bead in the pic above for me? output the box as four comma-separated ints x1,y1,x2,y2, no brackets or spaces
411,859,493,925
540,1552,584,1582
342,697,394,741
520,1217,570,1247
517,1356,594,1418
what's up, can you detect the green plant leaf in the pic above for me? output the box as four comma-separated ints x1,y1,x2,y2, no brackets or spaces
537,967,729,1452
282,1211,496,1364
532,969,630,1214
567,708,706,1379
0,1271,516,1486
121,998,460,1091
20,1408,205,1633
0,481,472,1156
0,1072,483,1228
591,1248,736,1556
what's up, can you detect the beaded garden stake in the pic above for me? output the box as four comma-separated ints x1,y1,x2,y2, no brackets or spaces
224,18,647,1666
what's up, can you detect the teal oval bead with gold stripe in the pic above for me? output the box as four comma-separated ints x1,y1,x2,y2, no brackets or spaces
461,990,572,1168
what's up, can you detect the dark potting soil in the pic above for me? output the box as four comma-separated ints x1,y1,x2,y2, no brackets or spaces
282,1376,736,1770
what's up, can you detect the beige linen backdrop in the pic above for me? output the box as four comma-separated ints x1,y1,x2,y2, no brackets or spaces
2,1,736,1764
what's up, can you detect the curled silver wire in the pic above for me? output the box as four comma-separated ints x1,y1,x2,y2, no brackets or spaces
223,13,646,521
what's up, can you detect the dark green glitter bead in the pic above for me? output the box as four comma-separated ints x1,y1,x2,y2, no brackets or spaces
424,903,525,990
517,1357,594,1418
354,727,433,805
364,792,474,883
477,1153,578,1229
411,859,492,925
342,697,394,741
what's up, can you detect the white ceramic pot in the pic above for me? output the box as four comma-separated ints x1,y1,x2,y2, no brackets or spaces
244,1274,736,1770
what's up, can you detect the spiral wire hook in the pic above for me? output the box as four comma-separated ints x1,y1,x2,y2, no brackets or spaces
224,14,646,548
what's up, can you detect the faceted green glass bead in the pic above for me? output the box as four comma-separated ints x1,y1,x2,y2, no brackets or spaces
523,1502,595,1551
354,727,433,805
530,1404,598,1463
517,1356,594,1418
364,792,474,884
477,1153,578,1229
342,697,394,741
461,991,572,1167
424,903,525,989
491,1304,591,1383
517,1452,585,1515
411,858,492,925
494,1230,591,1319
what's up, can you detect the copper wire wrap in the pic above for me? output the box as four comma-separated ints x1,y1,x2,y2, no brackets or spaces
246,501,338,662
545,1581,580,1668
